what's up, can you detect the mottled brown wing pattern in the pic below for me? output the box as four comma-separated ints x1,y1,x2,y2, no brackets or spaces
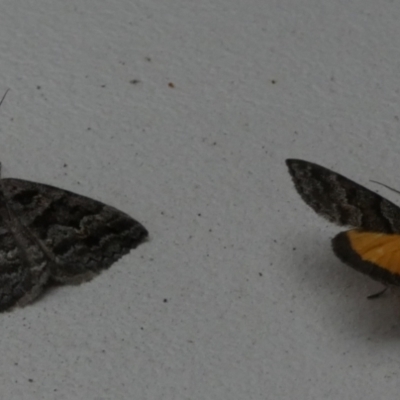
0,178,148,311
286,159,400,233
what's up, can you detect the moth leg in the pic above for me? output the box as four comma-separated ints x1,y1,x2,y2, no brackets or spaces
367,286,388,300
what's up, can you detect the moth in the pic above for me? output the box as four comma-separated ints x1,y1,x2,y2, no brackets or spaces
0,170,148,312
286,159,400,293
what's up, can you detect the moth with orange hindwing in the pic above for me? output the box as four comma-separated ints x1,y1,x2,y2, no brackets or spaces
286,159,400,297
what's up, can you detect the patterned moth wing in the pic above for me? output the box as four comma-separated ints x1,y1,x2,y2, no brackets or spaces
286,159,400,287
0,178,148,312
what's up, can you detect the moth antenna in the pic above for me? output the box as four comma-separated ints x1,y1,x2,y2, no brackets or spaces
0,89,10,179
0,89,10,109
370,180,400,196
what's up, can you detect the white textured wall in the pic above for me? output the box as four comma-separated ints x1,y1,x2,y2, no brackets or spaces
0,0,398,399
